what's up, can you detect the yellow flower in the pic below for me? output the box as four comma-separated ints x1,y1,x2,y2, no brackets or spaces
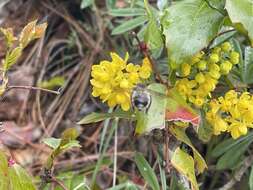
206,113,228,135
139,57,152,79
194,97,204,107
228,120,247,139
195,73,205,84
221,42,232,52
90,53,152,111
181,63,191,76
220,61,232,74
209,53,219,63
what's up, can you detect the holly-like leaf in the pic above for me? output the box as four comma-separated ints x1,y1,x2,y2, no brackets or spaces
171,147,199,190
143,0,163,50
4,46,22,71
169,125,207,174
135,83,167,135
242,47,253,84
225,0,253,43
8,164,36,190
0,28,17,48
161,0,225,64
166,88,200,127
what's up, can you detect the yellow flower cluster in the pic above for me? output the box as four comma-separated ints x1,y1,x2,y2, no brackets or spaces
175,42,240,107
90,52,152,111
206,90,253,139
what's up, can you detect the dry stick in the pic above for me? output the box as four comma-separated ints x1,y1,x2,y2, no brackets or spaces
51,176,69,190
218,154,253,190
7,85,60,95
131,32,168,86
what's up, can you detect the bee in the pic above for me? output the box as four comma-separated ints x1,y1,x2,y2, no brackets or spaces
131,84,152,113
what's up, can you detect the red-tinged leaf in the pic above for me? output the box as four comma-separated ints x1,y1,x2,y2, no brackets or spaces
166,107,200,126
166,88,200,126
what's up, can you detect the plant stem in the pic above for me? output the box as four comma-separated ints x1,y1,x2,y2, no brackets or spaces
7,85,60,95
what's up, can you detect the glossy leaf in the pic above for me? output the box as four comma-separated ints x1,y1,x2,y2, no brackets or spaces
111,16,147,35
134,152,160,190
78,111,134,124
171,147,199,190
169,126,207,174
242,47,253,84
226,0,253,42
135,83,167,134
166,88,200,127
144,16,163,50
162,0,225,64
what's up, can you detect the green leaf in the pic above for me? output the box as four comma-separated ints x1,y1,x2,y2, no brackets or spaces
60,140,81,150
109,8,146,17
0,150,9,190
162,0,225,64
4,46,22,71
144,17,163,50
111,16,147,35
197,111,213,142
38,76,65,90
78,110,134,124
225,0,253,42
42,137,61,150
210,29,237,48
169,126,207,174
249,166,253,190
61,127,79,141
242,47,253,84
135,83,167,135
80,0,93,9
166,88,200,127
171,148,199,190
8,164,36,190
134,152,160,190
216,137,253,170
19,20,37,48
0,28,17,48
211,132,253,158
